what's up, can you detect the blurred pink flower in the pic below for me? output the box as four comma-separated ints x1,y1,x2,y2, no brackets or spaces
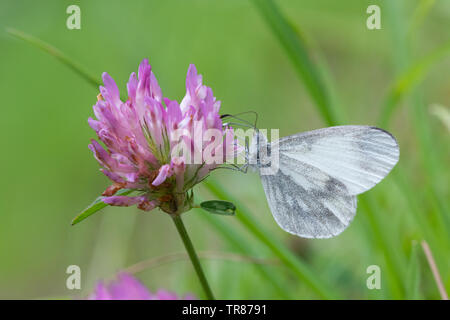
89,59,238,214
89,272,195,300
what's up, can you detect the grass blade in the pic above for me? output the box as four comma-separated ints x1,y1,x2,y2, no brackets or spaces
252,0,342,126
383,0,450,239
6,27,101,89
378,41,450,127
430,104,450,131
358,194,406,298
382,0,449,296
204,180,339,299
196,198,292,299
421,241,449,300
71,189,133,225
409,0,436,36
405,241,422,299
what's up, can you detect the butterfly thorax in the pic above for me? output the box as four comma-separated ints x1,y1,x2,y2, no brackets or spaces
248,130,271,168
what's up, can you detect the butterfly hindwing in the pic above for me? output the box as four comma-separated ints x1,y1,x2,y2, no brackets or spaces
260,153,357,238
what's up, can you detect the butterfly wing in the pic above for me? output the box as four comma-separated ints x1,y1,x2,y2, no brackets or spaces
259,126,399,238
261,153,357,238
274,126,399,195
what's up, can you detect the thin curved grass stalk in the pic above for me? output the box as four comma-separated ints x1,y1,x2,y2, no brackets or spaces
391,169,448,266
196,201,293,299
251,0,342,126
6,28,100,89
358,194,406,298
405,241,421,300
430,104,450,132
421,241,449,300
204,180,339,299
407,91,450,236
123,250,279,274
378,41,450,128
409,0,436,36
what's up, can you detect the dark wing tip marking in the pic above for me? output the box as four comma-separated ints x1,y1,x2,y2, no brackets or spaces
368,126,399,147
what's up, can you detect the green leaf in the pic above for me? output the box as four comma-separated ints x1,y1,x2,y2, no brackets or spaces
71,189,133,226
200,200,236,216
405,241,422,299
252,0,342,126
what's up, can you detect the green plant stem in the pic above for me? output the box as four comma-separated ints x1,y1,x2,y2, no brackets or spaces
172,215,215,300
196,195,291,299
236,207,336,298
204,180,338,299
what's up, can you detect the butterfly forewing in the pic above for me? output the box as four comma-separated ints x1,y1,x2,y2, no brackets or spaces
273,126,399,195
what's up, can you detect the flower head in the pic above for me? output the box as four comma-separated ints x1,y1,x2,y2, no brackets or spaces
89,59,237,214
88,272,194,300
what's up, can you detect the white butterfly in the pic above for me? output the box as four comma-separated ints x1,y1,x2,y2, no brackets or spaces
247,126,399,239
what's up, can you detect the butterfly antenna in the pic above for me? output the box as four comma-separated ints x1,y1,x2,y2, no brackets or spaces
228,111,258,128
220,111,258,129
219,111,258,174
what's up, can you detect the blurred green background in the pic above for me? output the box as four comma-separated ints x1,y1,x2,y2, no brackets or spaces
0,0,449,299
